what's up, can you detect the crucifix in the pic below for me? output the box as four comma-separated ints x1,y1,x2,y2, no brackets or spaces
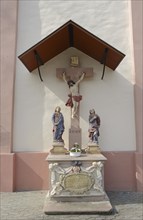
56,56,93,149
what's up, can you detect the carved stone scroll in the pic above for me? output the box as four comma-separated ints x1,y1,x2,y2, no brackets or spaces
61,172,94,194
48,161,104,197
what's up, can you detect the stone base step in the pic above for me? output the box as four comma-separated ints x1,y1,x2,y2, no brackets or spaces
44,198,112,214
50,193,106,202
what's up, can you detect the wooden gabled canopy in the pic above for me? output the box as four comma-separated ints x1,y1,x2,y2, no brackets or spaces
18,20,125,79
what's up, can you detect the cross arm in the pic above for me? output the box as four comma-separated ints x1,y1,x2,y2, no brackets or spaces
56,67,94,82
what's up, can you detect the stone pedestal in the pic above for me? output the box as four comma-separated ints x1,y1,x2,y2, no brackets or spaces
50,142,67,154
69,128,81,149
86,142,101,154
44,154,112,214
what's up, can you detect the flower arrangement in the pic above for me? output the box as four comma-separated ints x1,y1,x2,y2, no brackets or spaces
70,143,81,157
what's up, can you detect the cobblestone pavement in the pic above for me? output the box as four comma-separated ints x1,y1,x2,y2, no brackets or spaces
0,191,143,220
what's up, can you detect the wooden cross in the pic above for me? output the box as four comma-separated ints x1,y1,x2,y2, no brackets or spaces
56,66,93,149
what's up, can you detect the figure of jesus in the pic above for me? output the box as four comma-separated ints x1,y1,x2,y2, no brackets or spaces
62,72,86,118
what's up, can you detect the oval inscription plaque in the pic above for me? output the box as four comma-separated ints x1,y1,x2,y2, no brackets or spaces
62,173,94,194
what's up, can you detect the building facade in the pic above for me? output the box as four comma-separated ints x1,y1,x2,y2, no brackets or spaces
0,0,142,192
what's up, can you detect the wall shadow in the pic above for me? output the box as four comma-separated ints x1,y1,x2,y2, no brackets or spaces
40,48,135,151
15,153,48,191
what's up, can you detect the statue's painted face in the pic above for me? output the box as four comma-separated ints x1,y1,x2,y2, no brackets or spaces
68,80,75,87
89,109,95,115
55,106,61,116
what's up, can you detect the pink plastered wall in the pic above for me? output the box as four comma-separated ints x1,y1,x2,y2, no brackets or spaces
131,0,143,191
0,154,15,192
15,152,49,191
0,0,18,153
103,152,136,191
0,151,140,192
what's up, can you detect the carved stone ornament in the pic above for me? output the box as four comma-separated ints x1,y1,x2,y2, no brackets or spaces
70,56,79,66
48,161,104,196
61,172,94,194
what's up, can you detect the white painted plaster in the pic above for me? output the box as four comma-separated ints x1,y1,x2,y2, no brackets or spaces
13,0,136,152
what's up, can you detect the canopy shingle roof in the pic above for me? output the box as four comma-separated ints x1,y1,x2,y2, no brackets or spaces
18,20,125,73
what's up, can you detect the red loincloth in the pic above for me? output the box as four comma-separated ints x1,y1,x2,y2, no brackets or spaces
66,96,73,107
65,95,82,107
72,95,82,102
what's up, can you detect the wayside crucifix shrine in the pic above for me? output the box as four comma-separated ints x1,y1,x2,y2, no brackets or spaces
18,20,125,214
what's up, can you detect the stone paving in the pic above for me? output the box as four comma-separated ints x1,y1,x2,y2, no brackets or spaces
0,191,143,220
